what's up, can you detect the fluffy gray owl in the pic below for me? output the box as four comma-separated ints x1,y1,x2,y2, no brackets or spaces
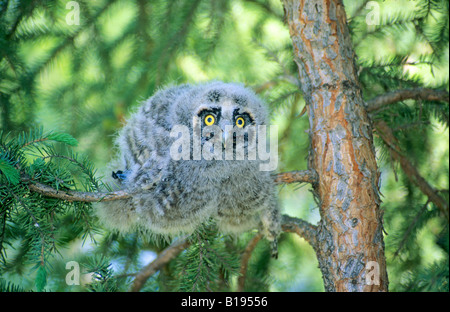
96,81,281,256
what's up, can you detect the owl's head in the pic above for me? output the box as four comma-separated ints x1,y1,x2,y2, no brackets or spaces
173,82,269,150
175,81,267,124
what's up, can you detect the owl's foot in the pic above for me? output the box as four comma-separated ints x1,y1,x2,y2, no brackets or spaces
270,238,278,259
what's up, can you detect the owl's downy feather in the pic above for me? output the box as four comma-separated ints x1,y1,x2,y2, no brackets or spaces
96,81,281,256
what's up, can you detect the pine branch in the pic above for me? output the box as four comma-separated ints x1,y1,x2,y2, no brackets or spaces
128,238,191,292
347,0,371,22
393,200,430,259
277,94,301,156
22,175,132,202
129,215,318,292
24,170,318,202
244,0,283,20
155,0,201,85
237,233,263,292
237,215,317,292
0,279,29,292
375,121,449,220
367,88,449,113
280,214,318,247
273,170,318,185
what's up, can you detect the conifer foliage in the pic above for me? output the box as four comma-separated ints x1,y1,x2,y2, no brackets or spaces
0,0,448,292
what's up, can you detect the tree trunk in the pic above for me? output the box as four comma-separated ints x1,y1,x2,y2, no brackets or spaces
282,0,389,291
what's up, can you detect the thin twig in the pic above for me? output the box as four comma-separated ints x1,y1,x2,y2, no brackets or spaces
237,233,263,292
393,200,430,259
5,184,47,266
273,169,318,185
347,0,371,22
375,121,449,220
367,88,449,113
21,138,49,149
128,238,191,292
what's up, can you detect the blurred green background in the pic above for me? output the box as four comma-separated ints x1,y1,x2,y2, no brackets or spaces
0,0,448,291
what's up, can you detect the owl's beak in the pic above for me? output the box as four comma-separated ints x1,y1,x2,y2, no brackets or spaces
221,123,232,149
222,130,229,149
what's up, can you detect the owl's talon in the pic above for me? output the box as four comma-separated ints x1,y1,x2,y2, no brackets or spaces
270,239,278,259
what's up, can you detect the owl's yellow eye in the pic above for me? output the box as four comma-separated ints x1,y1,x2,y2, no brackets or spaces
236,117,245,128
204,114,215,126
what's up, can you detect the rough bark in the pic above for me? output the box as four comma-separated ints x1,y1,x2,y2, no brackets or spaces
282,0,388,291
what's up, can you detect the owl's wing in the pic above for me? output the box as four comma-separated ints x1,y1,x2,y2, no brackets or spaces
116,85,192,190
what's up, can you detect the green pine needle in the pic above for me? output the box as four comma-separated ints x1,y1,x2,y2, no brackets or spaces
0,157,20,185
35,266,47,292
47,132,79,147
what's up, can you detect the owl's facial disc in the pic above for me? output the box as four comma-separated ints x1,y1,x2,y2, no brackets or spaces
197,105,254,149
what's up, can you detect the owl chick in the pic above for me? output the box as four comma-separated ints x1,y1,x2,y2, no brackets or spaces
96,81,281,256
